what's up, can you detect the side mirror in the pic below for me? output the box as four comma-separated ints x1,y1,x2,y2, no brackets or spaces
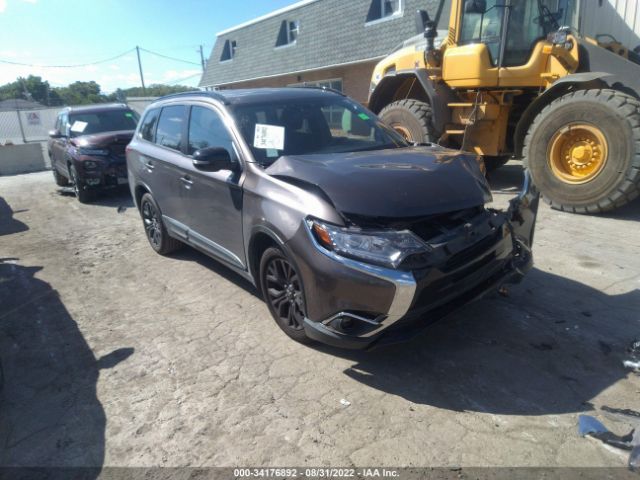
465,0,487,14
48,129,65,139
192,146,237,172
415,10,430,34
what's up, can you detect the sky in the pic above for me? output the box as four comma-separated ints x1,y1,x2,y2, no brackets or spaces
0,0,297,93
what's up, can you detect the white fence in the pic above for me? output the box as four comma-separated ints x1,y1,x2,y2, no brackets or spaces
0,97,157,145
0,108,60,144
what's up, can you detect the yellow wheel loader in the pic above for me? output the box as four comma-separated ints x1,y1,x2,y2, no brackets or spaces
368,0,640,213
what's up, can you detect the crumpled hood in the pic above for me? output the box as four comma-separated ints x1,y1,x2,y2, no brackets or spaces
70,130,134,149
265,146,492,220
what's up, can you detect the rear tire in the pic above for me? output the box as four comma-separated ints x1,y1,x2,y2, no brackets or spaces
523,89,640,213
379,99,437,143
259,247,312,345
139,193,182,255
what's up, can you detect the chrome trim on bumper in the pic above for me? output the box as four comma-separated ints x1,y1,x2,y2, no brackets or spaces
304,222,417,333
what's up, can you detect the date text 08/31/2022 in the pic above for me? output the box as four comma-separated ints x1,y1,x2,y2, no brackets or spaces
233,468,400,478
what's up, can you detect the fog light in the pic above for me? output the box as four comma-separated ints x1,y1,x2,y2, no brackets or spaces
86,178,101,186
339,317,354,331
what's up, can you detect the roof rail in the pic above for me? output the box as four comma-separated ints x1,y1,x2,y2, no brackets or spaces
291,85,346,97
152,90,229,104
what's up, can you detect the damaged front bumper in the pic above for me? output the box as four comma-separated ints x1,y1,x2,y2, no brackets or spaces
76,155,129,189
292,172,540,350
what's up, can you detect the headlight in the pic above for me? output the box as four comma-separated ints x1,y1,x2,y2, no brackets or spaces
307,219,429,269
77,147,109,156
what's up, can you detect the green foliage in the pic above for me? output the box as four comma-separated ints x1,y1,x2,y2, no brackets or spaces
0,75,62,106
0,76,195,106
113,84,194,98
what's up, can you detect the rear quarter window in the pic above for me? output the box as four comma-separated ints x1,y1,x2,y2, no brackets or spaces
139,108,160,142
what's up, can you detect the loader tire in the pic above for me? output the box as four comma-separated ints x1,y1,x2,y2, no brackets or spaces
379,99,437,143
523,89,640,213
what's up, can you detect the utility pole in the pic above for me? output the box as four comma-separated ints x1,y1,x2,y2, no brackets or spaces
136,46,146,95
198,45,206,72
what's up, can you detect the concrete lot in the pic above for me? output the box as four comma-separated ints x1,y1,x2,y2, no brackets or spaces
0,165,639,470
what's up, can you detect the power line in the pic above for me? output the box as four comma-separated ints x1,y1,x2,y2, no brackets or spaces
0,46,203,69
138,47,201,66
0,49,136,68
165,72,202,86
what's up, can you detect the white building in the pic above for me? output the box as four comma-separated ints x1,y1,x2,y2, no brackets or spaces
580,0,640,48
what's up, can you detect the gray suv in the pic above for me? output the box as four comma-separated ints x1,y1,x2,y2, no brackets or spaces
127,88,539,349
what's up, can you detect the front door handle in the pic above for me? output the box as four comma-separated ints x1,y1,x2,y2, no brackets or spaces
180,175,193,188
144,160,155,170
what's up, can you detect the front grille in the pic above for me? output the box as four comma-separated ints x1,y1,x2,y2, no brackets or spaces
410,207,484,243
109,143,128,156
443,228,502,273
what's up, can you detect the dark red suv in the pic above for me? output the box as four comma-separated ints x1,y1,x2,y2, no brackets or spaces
48,104,139,203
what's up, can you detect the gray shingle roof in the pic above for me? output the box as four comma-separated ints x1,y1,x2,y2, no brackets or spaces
199,0,447,87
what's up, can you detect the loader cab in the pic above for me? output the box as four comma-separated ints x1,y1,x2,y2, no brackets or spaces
442,0,580,88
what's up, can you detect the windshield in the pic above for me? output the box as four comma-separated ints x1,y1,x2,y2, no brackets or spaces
460,0,580,66
537,0,580,32
230,95,410,166
68,109,139,137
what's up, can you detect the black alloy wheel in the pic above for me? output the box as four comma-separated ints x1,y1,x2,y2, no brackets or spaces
142,199,162,250
260,247,311,343
139,193,182,255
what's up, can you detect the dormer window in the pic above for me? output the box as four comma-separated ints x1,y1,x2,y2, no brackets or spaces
220,39,237,62
276,20,299,47
366,0,402,24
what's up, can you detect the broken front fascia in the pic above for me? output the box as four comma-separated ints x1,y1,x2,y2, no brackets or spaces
296,171,539,349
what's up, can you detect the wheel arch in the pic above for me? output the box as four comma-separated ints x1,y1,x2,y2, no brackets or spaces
133,182,153,211
514,73,640,158
247,225,287,289
368,69,456,134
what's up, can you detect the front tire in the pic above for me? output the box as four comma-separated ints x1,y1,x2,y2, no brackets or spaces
68,163,93,204
523,89,640,213
52,166,69,186
379,99,436,143
139,193,182,255
259,247,312,344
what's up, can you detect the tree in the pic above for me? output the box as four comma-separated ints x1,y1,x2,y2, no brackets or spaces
0,76,196,106
54,81,107,106
115,84,194,98
0,75,61,106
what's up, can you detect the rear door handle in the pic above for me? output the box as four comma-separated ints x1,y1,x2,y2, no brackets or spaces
180,175,193,188
142,158,155,170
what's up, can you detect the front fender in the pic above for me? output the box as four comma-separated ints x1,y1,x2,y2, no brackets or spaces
507,170,540,251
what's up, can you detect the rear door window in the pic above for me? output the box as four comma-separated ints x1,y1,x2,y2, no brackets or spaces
155,105,186,151
139,108,160,142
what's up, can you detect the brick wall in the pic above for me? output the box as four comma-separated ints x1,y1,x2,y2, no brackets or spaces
219,60,377,105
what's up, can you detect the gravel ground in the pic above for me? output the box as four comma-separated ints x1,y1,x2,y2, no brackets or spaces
0,164,639,471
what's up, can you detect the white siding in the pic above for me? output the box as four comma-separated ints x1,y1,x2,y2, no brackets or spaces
580,0,640,48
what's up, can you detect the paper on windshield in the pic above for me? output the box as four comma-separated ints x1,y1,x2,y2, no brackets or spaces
70,121,88,133
254,124,285,150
